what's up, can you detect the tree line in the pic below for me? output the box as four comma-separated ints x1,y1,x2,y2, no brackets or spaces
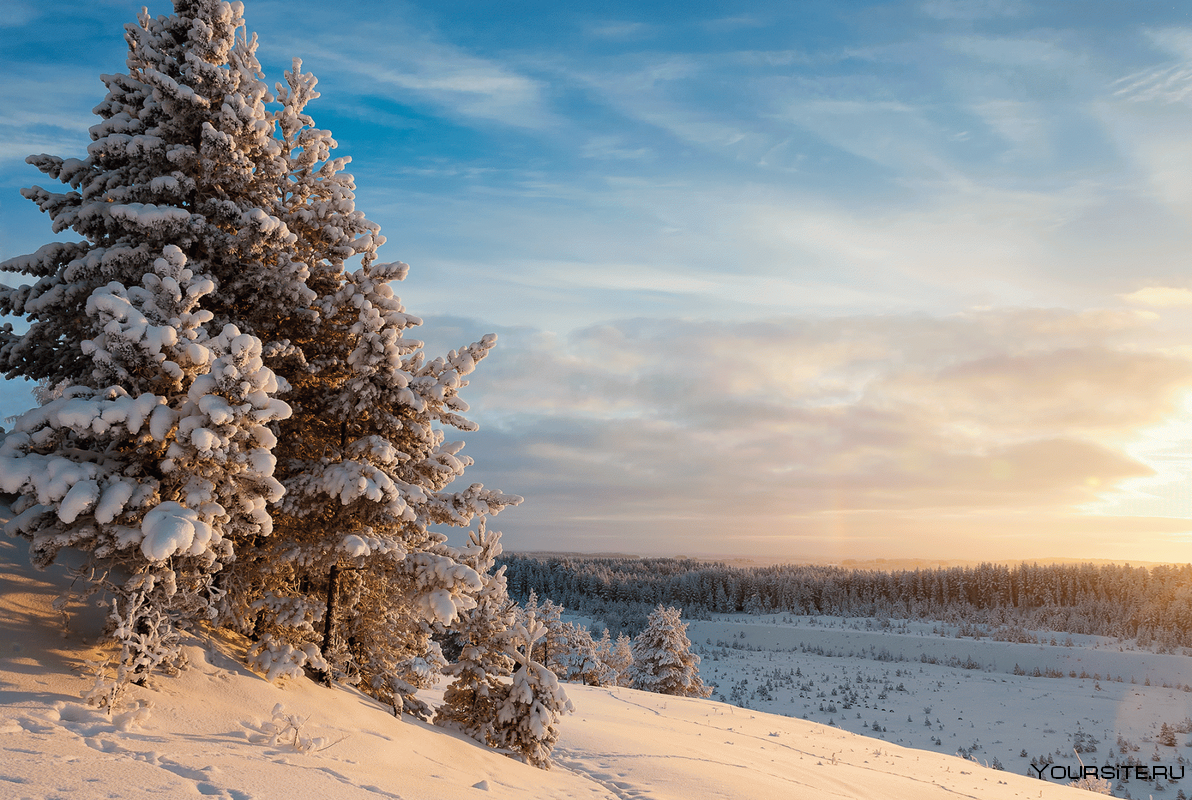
500,554,1192,647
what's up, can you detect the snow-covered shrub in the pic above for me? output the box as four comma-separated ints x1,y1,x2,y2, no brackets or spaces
1068,774,1113,794
260,703,344,753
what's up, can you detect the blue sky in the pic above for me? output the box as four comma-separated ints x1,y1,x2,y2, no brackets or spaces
5,0,1192,562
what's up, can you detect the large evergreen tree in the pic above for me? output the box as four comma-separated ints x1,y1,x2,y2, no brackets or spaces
229,57,521,709
0,0,293,675
0,0,520,714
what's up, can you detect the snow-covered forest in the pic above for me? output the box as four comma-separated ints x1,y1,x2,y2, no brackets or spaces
502,554,1192,648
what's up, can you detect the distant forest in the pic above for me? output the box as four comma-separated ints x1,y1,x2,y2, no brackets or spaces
498,555,1192,648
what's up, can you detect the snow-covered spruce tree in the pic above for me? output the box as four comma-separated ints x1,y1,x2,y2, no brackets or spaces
494,606,574,768
1,1,302,385
630,605,711,697
592,629,621,685
434,521,516,743
536,597,569,673
233,59,521,708
0,0,294,675
608,631,636,687
210,47,521,713
516,590,568,673
0,0,521,710
556,621,613,686
0,242,288,677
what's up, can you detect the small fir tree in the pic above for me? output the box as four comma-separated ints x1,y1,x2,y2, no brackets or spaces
515,594,567,674
557,622,613,686
608,632,636,687
591,629,623,686
494,606,574,768
630,605,711,698
434,522,516,743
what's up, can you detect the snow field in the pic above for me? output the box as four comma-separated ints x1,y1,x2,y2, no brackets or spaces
688,614,1192,795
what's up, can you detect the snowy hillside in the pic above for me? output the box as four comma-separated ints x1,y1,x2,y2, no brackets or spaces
1,535,1102,799
687,616,1192,794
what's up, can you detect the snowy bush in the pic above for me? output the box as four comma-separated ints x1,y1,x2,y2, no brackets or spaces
255,703,346,754
1068,775,1114,794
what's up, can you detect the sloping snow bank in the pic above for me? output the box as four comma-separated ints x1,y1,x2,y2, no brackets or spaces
1,535,1090,799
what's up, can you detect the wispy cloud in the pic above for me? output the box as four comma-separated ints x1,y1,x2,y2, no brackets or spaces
250,4,555,131
0,74,105,167
702,16,766,32
919,0,1027,21
968,99,1051,156
306,44,551,129
1145,27,1192,59
0,1,41,28
579,136,652,160
1113,66,1192,105
585,21,652,40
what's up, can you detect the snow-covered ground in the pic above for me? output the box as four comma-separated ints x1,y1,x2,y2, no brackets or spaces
0,535,1171,799
687,615,1192,796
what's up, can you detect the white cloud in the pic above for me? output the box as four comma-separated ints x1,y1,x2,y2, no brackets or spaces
579,136,652,161
944,34,1076,68
0,1,40,27
969,99,1050,155
0,74,104,164
586,21,651,40
779,98,954,175
448,307,1192,558
1121,287,1192,308
1112,62,1192,105
1144,27,1192,60
702,16,766,32
1094,98,1192,217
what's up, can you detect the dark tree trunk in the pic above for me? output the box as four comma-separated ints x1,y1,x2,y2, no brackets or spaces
320,562,341,686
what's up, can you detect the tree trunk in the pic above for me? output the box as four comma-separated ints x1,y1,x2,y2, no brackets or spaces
320,562,341,686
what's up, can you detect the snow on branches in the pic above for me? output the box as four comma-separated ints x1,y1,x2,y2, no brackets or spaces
435,522,516,745
0,0,521,740
494,605,574,768
630,605,711,698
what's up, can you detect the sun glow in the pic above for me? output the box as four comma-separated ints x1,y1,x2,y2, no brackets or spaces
1084,390,1192,522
